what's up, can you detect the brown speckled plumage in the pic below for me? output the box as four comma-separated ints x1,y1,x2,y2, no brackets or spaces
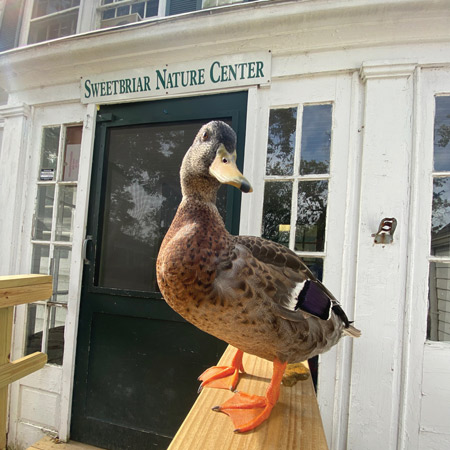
156,121,359,366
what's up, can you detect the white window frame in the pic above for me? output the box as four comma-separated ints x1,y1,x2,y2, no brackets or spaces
20,0,82,45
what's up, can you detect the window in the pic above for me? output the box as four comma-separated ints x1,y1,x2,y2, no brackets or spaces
99,0,159,27
28,0,80,44
429,95,450,342
262,104,332,280
25,124,82,364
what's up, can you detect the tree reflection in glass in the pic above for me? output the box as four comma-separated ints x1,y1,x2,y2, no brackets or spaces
98,120,230,292
266,108,297,176
295,180,328,252
300,104,332,175
261,181,292,246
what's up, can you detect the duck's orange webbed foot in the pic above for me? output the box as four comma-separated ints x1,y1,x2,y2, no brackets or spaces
198,349,245,392
212,359,287,433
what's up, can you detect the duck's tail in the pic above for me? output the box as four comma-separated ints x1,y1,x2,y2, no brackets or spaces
343,324,361,338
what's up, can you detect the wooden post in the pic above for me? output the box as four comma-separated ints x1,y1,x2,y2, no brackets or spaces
0,275,52,450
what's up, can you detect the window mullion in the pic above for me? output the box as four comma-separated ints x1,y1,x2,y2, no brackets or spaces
41,302,51,354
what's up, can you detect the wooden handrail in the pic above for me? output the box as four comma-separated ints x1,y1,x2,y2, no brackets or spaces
168,345,328,450
0,275,52,450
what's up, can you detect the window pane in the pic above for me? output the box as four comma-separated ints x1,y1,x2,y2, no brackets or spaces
131,2,145,16
117,5,130,16
145,0,159,17
62,126,82,181
33,0,80,18
33,185,55,241
39,127,60,180
56,186,76,241
295,180,328,252
428,261,450,342
26,304,66,364
266,108,297,176
28,10,78,44
53,247,71,303
25,304,45,356
261,181,292,246
302,257,324,281
434,96,450,172
31,244,50,275
47,305,66,364
431,177,450,257
300,104,332,175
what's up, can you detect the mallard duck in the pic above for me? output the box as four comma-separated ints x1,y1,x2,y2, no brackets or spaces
156,121,360,433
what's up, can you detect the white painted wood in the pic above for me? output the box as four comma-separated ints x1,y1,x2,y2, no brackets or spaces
328,70,365,450
396,65,428,450
7,102,88,449
420,343,450,447
0,103,31,276
59,102,97,441
348,60,416,450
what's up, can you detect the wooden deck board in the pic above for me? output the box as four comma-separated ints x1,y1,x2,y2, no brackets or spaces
168,345,328,450
27,436,105,450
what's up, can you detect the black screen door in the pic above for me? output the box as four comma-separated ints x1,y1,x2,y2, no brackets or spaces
71,92,248,449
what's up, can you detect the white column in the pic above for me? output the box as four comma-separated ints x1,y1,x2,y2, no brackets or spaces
0,103,31,275
347,61,417,450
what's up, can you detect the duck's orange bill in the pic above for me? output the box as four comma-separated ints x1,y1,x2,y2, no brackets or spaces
209,145,253,193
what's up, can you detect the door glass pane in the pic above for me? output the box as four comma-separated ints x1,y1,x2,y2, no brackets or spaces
56,185,77,241
295,180,328,252
48,305,66,364
428,261,450,342
433,96,450,172
25,304,45,356
31,244,50,275
431,177,450,257
302,257,324,281
33,185,55,241
266,108,297,176
63,126,82,181
39,127,60,181
97,120,230,291
300,104,332,175
53,247,71,303
261,181,292,246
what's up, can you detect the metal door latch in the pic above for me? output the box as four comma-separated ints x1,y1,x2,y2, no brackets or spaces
373,218,397,244
82,235,93,264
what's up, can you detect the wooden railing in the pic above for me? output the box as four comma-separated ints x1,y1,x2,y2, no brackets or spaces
0,275,52,450
168,345,329,450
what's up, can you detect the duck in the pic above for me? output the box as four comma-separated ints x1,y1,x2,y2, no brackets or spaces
156,120,360,433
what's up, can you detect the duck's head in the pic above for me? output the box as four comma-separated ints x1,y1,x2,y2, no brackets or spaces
180,121,253,202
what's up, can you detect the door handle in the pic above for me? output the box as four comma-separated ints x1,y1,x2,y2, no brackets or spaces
83,235,93,264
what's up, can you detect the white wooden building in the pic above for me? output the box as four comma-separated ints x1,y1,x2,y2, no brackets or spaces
0,0,450,449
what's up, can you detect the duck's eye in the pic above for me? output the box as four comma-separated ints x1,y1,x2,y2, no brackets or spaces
202,131,209,141
222,157,229,164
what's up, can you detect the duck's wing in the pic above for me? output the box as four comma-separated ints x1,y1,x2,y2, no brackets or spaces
231,235,354,331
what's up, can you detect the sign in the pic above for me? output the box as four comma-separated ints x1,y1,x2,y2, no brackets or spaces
40,169,54,181
81,52,271,104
